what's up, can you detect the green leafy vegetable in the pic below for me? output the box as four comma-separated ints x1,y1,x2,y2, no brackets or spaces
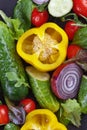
65,49,87,71
6,72,29,88
58,99,81,127
4,122,20,130
0,10,24,40
0,11,29,101
73,27,87,49
13,0,34,31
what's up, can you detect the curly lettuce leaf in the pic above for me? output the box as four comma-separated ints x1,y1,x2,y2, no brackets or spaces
0,10,24,40
58,99,81,127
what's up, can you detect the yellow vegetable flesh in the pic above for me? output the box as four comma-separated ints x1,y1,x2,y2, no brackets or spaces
21,109,67,130
17,22,68,71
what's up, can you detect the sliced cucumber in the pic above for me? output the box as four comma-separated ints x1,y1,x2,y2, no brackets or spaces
26,66,59,112
48,0,73,17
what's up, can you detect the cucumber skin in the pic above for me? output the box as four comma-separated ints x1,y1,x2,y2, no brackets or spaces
0,22,29,101
27,72,59,112
78,75,87,114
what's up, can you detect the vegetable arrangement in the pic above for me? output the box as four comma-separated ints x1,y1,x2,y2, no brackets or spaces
1,0,87,130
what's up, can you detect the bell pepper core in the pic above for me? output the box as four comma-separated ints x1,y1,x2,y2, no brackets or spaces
17,22,68,72
20,109,67,130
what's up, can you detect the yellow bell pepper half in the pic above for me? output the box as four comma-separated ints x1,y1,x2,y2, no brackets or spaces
21,109,67,130
17,22,68,72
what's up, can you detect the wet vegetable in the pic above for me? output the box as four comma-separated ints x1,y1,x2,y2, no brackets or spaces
9,106,25,125
13,0,33,31
51,63,83,100
17,22,68,72
65,49,87,71
58,99,81,127
0,11,29,101
73,27,87,49
64,21,80,41
0,23,29,101
73,0,87,17
19,98,36,113
21,109,67,130
26,66,59,112
0,105,9,125
67,44,82,59
48,0,73,17
31,7,49,27
5,97,26,125
78,75,87,114
4,122,20,130
0,12,29,101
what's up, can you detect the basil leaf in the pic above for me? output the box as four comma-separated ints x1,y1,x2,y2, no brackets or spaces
73,27,87,49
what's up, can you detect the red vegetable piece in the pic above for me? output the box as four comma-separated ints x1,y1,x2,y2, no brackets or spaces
73,0,87,17
64,21,80,41
19,98,36,113
31,8,49,27
0,105,9,125
51,63,83,100
67,44,82,59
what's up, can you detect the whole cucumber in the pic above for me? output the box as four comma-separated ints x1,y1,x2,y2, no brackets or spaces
0,21,29,101
26,66,60,112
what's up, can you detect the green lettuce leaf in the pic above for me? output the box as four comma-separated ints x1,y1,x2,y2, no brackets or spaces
58,99,81,127
13,0,34,31
0,10,24,40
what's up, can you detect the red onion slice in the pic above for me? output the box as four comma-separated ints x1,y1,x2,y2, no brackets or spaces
51,63,83,100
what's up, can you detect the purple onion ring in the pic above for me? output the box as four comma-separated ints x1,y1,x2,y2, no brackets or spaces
51,63,83,100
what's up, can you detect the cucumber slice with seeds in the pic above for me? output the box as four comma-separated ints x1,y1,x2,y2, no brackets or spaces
48,0,73,17
26,66,59,112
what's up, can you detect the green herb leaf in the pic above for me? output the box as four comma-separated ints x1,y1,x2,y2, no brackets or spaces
59,99,81,127
13,0,34,31
0,10,24,40
6,72,19,81
73,27,87,49
6,72,29,88
15,75,29,87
